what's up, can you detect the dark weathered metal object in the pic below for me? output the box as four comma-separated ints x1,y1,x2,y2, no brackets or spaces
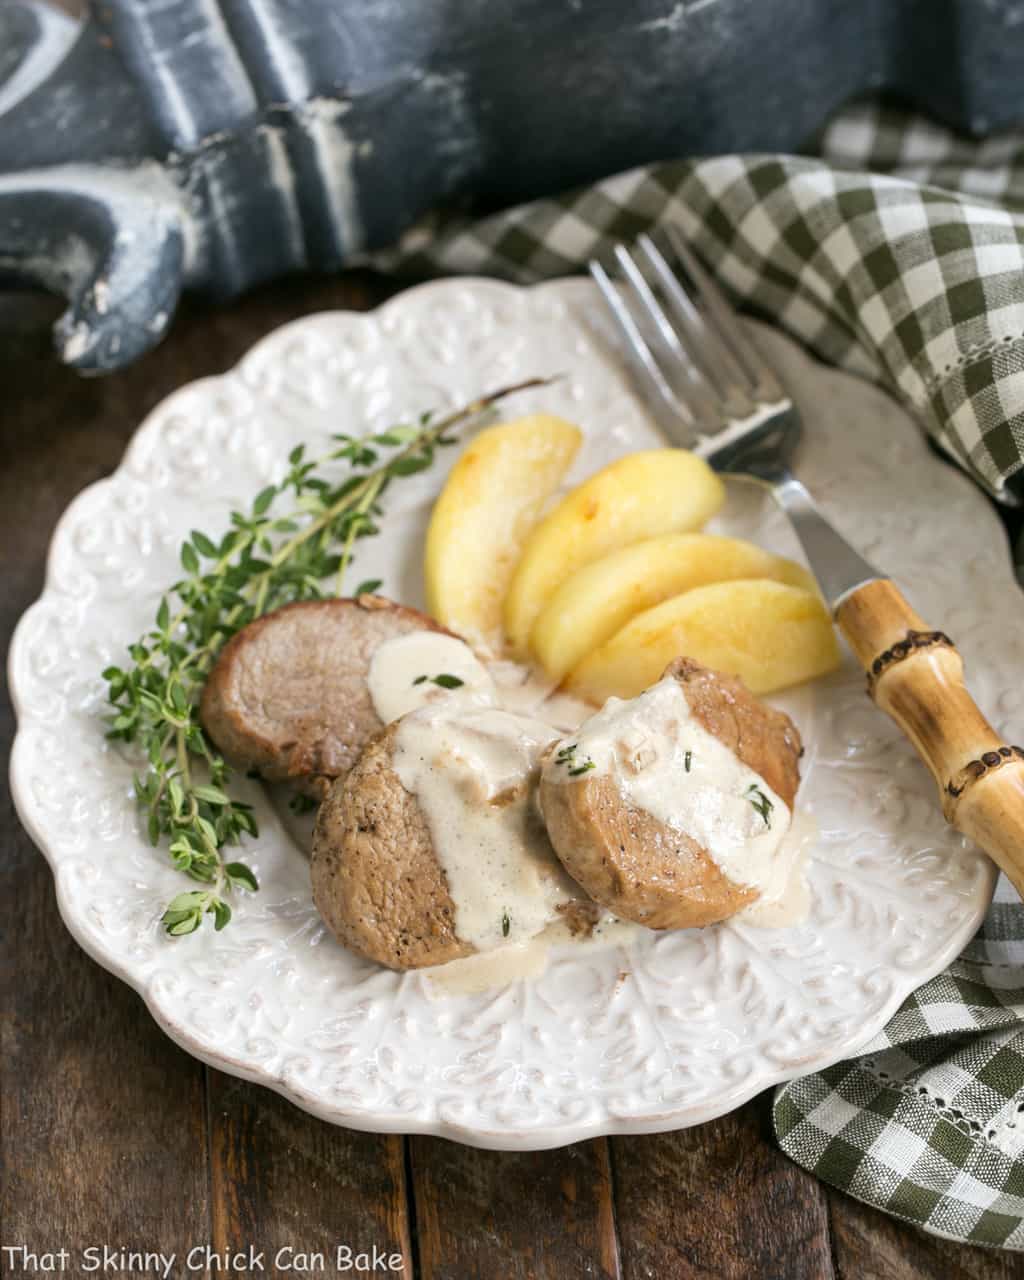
3,0,1024,373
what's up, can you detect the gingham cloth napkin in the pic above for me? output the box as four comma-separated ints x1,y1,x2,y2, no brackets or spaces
385,100,1024,1247
387,99,1024,503
774,877,1024,1249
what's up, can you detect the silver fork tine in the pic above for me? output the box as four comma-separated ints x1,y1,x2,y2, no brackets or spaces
636,233,757,416
588,259,699,443
661,224,785,403
611,245,724,426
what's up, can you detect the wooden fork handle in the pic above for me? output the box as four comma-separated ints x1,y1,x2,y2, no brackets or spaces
836,578,1024,899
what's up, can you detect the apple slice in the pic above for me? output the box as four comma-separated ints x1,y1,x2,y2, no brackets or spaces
567,578,840,701
530,533,817,682
424,414,582,653
503,449,725,656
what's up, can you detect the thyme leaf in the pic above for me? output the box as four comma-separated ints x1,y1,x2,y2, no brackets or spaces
412,673,465,689
745,783,774,827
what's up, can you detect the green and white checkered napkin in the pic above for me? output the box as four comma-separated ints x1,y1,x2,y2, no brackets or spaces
386,99,1024,1247
388,99,1024,503
774,879,1024,1249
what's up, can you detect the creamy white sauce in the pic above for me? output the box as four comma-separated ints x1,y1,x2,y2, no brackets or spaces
737,807,815,928
425,937,550,994
545,676,791,897
486,659,594,731
391,702,583,951
366,632,604,956
367,631,496,723
426,913,646,994
365,632,808,991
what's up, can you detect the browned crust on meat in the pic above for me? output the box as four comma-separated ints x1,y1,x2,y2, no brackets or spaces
200,596,451,796
541,769,757,929
311,723,474,970
556,898,604,937
539,658,803,930
663,657,802,808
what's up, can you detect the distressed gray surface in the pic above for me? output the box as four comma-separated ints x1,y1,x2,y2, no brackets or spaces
3,0,1024,371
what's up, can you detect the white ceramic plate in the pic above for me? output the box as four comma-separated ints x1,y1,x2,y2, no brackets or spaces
10,278,1015,1150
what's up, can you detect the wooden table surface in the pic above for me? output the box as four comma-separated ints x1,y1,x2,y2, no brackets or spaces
2,274,1020,1280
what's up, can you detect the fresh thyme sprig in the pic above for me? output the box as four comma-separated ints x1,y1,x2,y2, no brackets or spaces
103,378,549,936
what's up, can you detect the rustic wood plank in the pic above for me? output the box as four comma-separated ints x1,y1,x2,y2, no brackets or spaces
408,1135,620,1280
207,1073,413,1277
0,329,211,1266
610,1097,835,1280
828,1189,1021,1280
0,835,211,1267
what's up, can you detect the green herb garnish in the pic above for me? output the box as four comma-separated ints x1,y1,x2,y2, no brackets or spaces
412,673,466,689
413,673,465,689
555,743,596,777
104,379,548,935
745,784,774,827
684,750,692,772
501,910,511,938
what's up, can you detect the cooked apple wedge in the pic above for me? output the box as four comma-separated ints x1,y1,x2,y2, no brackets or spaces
567,578,841,700
503,449,725,655
530,533,817,681
424,414,582,652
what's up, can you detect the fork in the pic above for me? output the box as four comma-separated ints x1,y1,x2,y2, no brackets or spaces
591,227,1024,899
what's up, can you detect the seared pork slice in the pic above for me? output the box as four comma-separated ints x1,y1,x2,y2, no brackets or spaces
665,657,802,806
201,596,451,797
311,722,474,970
539,657,803,930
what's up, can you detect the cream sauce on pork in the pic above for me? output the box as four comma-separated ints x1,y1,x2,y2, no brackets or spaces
369,632,592,954
367,630,497,722
542,675,798,909
390,703,583,951
367,633,808,980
